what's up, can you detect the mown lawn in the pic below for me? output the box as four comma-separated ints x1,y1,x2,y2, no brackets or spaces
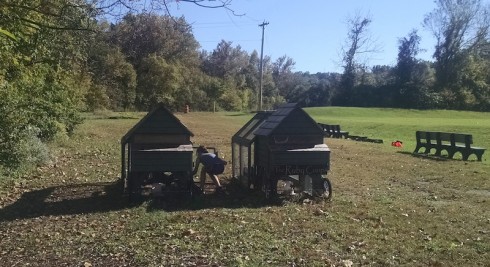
307,107,490,163
0,108,489,266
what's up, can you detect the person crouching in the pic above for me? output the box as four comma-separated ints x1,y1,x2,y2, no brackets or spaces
192,145,226,193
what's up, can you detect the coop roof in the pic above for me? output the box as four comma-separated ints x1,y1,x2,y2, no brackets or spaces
231,111,273,145
121,103,193,144
254,103,324,136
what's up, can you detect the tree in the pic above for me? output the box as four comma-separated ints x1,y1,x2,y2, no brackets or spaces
272,55,296,98
136,55,180,110
394,30,434,108
201,40,258,110
396,30,422,85
101,48,137,110
109,13,200,68
202,40,249,80
424,0,490,91
299,75,334,107
334,13,379,106
1,0,92,170
0,0,239,171
241,50,260,109
459,52,490,110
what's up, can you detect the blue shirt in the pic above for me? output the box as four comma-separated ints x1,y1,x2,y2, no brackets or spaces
200,153,219,168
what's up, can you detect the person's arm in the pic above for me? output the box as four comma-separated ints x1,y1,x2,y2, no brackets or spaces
192,155,200,175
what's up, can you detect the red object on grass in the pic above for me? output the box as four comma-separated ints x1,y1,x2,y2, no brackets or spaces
391,141,403,147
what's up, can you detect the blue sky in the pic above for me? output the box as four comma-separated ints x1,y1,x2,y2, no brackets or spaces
167,1,441,73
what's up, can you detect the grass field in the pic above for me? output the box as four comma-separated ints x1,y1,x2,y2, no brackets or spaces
0,107,489,266
307,107,490,163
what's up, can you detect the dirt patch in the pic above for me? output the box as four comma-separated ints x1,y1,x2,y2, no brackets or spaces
466,189,490,197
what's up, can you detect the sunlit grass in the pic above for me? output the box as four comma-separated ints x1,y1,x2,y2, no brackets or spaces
307,107,490,162
0,108,489,266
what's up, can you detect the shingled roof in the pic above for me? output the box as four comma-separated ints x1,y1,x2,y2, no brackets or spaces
121,103,193,144
253,103,324,136
231,111,273,145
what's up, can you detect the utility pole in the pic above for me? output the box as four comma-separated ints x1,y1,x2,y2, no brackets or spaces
258,20,269,111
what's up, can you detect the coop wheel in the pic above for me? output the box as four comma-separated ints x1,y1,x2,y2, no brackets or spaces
321,178,332,200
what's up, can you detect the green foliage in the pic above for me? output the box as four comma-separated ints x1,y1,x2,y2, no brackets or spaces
218,89,243,111
110,14,199,68
0,64,84,169
339,14,374,102
15,126,51,167
423,0,490,110
136,55,179,110
85,84,110,111
460,54,490,110
0,81,26,168
15,66,83,139
88,46,137,111
396,30,422,85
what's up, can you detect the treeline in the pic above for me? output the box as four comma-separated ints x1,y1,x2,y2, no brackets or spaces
85,11,490,112
85,14,286,112
1,0,489,172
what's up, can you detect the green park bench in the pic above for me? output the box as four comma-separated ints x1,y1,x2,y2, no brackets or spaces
318,123,349,138
414,131,486,161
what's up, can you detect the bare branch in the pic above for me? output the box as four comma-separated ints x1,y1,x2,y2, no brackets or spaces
168,0,244,16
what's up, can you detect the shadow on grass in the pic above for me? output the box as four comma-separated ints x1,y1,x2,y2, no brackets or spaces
145,179,280,212
0,180,132,222
0,179,280,221
397,151,481,162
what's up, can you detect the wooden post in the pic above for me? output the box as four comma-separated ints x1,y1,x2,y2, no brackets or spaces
121,143,125,180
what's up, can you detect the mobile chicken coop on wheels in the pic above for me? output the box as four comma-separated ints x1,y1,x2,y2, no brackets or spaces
121,104,196,200
231,103,332,200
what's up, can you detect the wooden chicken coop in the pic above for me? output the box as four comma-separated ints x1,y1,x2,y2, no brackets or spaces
231,103,332,199
121,104,195,199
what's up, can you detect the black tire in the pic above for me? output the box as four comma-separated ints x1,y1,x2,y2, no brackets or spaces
322,178,332,201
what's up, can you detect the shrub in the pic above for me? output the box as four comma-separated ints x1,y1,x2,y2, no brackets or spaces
0,64,83,170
